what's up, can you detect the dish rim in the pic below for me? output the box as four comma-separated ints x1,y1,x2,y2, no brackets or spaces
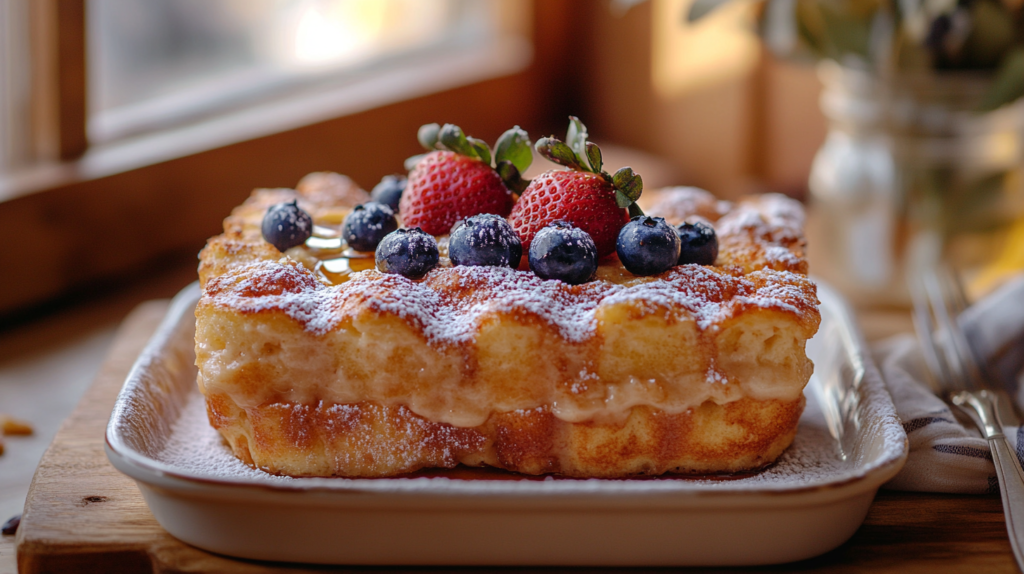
105,280,908,509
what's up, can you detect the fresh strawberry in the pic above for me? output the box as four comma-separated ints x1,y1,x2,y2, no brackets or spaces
508,117,644,258
401,151,510,235
509,171,629,258
399,123,532,236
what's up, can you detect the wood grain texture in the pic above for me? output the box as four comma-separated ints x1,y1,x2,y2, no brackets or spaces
14,300,1021,573
15,301,170,574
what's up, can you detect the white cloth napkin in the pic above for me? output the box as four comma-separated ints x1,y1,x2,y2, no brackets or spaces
877,275,1024,493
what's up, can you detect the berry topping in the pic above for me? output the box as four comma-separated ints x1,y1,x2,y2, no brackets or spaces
341,202,398,252
449,214,522,268
375,227,439,279
616,216,681,276
510,170,629,259
399,123,532,236
401,152,511,235
370,175,407,212
528,220,598,285
261,200,313,252
677,221,719,265
509,117,643,258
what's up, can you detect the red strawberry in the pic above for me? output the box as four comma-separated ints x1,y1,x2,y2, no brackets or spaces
508,117,644,259
399,123,533,236
400,151,512,236
509,171,628,258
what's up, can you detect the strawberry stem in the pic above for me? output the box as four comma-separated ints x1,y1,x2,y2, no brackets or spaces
418,123,440,150
536,137,586,171
411,122,534,193
496,161,528,194
494,126,533,174
536,118,645,213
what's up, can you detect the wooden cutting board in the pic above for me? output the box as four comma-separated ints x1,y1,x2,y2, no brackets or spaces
13,301,347,574
11,300,1019,573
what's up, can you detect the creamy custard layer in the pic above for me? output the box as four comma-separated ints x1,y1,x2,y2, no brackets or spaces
196,258,818,428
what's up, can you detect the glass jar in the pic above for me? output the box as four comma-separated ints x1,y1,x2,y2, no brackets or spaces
809,61,1024,306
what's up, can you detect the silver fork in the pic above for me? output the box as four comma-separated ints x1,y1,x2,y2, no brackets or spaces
912,264,1024,571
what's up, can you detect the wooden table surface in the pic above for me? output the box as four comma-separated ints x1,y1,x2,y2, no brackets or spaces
0,297,1015,573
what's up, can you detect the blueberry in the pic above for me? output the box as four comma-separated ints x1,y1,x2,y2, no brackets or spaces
528,220,597,285
342,202,398,252
616,216,681,276
375,227,439,279
449,214,522,268
262,200,313,252
676,221,718,265
370,175,407,212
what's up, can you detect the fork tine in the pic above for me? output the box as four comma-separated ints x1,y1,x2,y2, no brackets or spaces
945,265,971,316
923,269,972,390
911,273,952,394
938,266,988,391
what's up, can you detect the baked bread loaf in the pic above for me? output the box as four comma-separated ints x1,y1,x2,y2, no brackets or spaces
195,177,820,478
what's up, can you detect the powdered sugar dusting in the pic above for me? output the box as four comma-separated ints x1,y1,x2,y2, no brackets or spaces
159,392,296,482
643,186,733,224
206,259,342,335
202,259,818,342
764,245,801,267
710,194,809,275
706,360,727,384
717,194,805,244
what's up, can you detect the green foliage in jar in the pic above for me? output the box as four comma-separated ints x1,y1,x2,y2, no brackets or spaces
687,0,1024,110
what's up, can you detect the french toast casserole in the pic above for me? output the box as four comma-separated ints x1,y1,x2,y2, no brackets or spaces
195,122,820,479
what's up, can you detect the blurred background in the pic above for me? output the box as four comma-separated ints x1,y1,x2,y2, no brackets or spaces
0,0,1022,319
0,0,1022,544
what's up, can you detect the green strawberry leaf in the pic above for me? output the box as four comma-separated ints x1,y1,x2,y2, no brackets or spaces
535,137,584,170
566,116,591,171
496,160,529,194
404,153,427,171
614,189,634,209
612,167,643,202
585,142,603,173
439,124,473,156
628,202,645,218
467,136,492,165
418,123,440,151
494,126,533,173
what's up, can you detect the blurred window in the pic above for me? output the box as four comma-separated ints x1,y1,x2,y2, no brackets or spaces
88,0,502,143
0,1,34,173
652,0,759,98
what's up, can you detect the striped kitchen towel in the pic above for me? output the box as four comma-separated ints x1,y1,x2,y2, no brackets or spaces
877,275,1024,493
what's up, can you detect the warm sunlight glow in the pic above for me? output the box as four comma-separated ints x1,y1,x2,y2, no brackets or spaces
652,0,760,98
293,0,387,66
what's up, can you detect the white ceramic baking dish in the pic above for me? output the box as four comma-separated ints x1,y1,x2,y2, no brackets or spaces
106,281,907,566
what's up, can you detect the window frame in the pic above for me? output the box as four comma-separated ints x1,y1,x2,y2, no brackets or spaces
0,0,578,318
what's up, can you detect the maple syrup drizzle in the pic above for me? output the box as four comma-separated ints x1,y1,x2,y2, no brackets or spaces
308,226,375,284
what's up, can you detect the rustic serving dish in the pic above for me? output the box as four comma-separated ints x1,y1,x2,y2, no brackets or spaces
106,281,907,566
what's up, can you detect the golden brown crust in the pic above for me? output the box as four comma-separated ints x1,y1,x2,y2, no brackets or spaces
195,175,820,478
296,172,371,207
207,393,804,478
